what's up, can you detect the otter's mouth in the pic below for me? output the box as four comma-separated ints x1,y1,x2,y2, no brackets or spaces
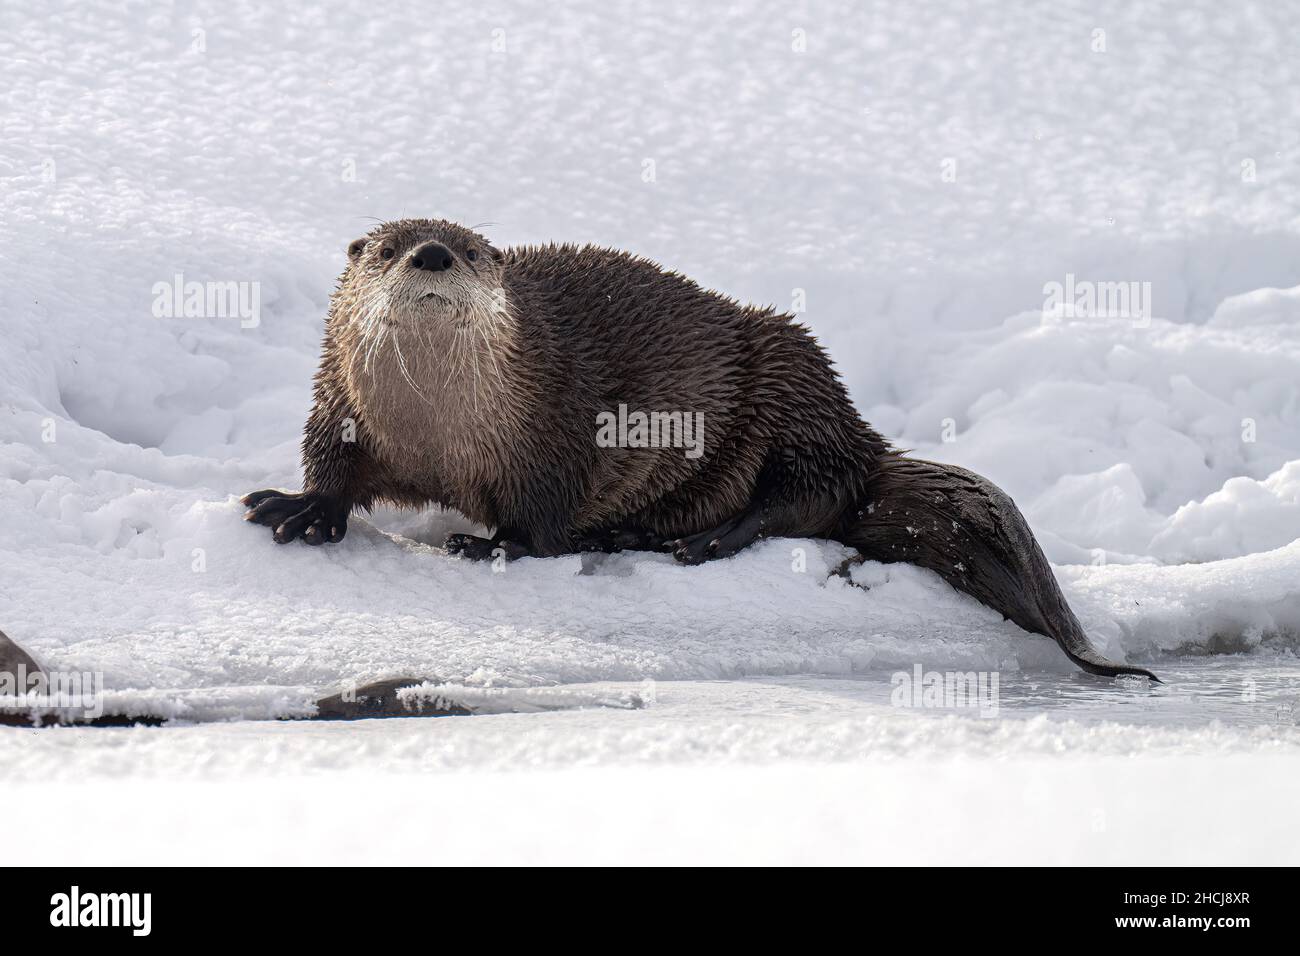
413,290,452,306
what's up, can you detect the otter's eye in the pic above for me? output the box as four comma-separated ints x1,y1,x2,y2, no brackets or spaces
380,247,395,260
466,248,478,262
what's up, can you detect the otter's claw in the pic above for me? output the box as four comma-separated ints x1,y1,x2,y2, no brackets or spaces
241,489,349,545
445,533,530,562
670,511,765,565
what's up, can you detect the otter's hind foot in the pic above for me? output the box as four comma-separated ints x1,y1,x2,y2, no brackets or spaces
444,533,530,562
574,527,665,554
668,510,765,565
242,489,349,545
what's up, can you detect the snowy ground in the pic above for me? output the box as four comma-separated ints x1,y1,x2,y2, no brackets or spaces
2,0,1299,864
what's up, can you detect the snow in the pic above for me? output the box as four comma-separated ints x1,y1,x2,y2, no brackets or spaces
2,0,1299,863
8,677,1300,863
13,758,1300,865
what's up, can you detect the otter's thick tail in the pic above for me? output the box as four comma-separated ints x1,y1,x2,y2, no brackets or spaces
838,456,1159,681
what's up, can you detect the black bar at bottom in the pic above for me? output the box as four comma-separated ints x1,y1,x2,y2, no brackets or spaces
0,866,1282,941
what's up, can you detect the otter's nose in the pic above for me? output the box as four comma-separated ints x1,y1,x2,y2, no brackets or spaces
410,241,454,272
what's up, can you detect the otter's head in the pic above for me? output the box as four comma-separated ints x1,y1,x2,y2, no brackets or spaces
338,218,509,335
333,218,515,409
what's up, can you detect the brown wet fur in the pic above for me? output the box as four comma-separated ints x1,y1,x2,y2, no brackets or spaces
242,218,1158,681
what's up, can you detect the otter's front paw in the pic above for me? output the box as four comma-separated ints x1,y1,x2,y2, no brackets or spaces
242,489,350,545
444,533,530,562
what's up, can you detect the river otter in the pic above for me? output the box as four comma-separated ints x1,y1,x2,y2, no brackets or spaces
243,218,1157,681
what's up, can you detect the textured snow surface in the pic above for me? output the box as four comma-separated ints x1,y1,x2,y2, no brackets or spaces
2,0,1300,863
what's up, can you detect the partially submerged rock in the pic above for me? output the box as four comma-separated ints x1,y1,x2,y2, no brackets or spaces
314,678,472,719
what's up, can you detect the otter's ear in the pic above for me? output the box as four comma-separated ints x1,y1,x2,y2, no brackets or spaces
491,246,505,263
347,237,369,260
